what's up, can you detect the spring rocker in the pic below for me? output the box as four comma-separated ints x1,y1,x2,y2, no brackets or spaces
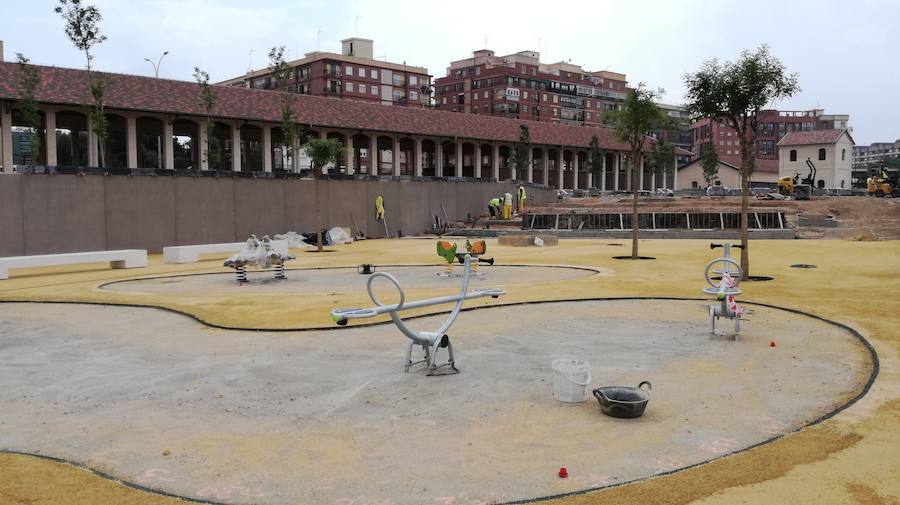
224,235,295,283
703,242,745,338
330,255,505,375
436,240,494,276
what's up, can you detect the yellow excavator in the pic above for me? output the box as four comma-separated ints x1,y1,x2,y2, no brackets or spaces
866,163,899,197
777,158,815,200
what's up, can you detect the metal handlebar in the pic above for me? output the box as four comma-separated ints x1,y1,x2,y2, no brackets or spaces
710,243,744,250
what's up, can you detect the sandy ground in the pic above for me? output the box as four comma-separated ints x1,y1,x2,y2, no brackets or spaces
0,237,899,504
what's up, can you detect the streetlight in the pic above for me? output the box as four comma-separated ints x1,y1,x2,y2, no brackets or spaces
144,51,169,78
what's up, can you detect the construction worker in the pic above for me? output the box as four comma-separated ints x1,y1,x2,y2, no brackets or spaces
488,197,501,219
502,192,513,220
516,185,527,213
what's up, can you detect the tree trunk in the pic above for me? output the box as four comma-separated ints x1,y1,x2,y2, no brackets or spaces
631,150,640,259
739,139,750,280
314,163,323,252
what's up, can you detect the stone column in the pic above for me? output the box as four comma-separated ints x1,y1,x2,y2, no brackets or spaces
232,123,242,172
474,144,482,178
509,147,517,181
542,149,549,186
87,121,98,167
198,119,209,171
164,119,175,170
527,147,534,183
44,108,57,167
262,125,273,173
572,153,579,190
393,136,401,176
455,139,463,177
614,153,620,191
587,170,593,190
345,131,354,175
126,115,138,168
436,140,444,176
414,137,423,176
1,106,13,172
370,135,378,175
557,149,564,189
600,153,607,191
491,143,500,181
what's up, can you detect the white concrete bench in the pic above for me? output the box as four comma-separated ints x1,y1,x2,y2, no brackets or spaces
0,250,147,280
163,240,289,264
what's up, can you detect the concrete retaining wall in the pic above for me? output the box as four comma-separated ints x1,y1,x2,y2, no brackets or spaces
0,175,553,256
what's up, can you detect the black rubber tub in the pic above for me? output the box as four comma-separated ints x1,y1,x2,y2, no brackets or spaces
592,381,652,418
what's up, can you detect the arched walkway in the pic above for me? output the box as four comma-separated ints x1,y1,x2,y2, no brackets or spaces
11,108,45,166
421,139,436,177
55,110,89,167
240,124,263,171
105,114,128,169
136,116,164,169
172,119,199,170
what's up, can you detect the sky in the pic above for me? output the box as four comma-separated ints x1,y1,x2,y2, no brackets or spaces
1,0,897,145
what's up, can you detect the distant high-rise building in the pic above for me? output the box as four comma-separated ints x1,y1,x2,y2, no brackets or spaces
433,49,629,126
219,38,431,108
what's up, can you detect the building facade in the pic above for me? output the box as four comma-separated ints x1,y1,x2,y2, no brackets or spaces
219,38,432,108
853,139,900,169
0,61,681,192
690,109,850,163
433,49,628,127
777,130,854,189
676,158,778,190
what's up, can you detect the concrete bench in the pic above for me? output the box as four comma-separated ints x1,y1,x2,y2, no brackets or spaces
163,240,289,264
0,250,147,280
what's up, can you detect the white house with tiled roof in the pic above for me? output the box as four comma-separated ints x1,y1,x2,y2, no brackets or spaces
777,129,854,189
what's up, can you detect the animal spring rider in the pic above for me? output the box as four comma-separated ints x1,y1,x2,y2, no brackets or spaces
224,235,296,283
703,242,744,337
436,240,494,276
330,255,505,375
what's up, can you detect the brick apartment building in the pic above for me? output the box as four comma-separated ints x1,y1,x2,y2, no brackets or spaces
433,49,629,126
853,139,900,169
690,108,850,162
219,38,431,108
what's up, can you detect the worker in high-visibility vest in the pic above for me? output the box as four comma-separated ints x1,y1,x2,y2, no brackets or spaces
488,197,501,219
502,192,513,220
517,185,527,213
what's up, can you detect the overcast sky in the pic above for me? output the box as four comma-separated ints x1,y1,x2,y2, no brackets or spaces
2,0,897,144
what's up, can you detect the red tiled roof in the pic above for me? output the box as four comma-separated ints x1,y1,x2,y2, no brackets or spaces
717,155,779,173
0,62,640,152
777,129,853,147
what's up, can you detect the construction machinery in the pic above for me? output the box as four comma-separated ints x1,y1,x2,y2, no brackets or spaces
866,164,900,197
777,158,815,200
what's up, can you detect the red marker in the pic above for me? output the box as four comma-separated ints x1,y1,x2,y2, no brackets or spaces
770,341,776,347
558,467,568,478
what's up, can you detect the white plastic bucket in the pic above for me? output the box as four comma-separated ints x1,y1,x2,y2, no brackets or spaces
552,359,592,403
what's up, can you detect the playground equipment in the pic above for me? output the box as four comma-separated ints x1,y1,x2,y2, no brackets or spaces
330,255,505,375
703,242,744,337
224,235,295,283
437,240,494,276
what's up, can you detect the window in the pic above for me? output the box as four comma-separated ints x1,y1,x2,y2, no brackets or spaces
543,94,548,102
472,93,477,101
790,149,797,161
358,67,365,77
346,82,354,93
442,97,447,104
523,91,528,99
410,75,418,85
818,148,826,161
586,100,591,108
719,130,724,136
483,91,488,98
410,91,418,101
609,82,614,89
692,181,699,189
553,95,558,103
719,141,724,146
370,69,378,79
553,108,558,116
727,131,732,136
842,148,846,161
371,85,378,95
523,105,528,113
346,65,352,76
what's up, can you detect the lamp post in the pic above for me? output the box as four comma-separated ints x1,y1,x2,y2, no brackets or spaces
144,51,169,78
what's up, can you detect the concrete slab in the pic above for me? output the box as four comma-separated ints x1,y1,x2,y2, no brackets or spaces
0,299,870,505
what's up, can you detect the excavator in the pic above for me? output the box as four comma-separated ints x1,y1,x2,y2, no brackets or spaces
866,162,900,197
777,157,815,200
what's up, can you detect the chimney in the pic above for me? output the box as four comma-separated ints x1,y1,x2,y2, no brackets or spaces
0,40,4,62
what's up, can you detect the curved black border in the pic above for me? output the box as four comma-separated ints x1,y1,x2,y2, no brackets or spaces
0,297,879,505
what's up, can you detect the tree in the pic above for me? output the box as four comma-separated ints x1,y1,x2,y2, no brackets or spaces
604,84,673,259
193,67,220,169
684,45,799,279
512,124,531,179
647,137,676,187
303,138,343,252
699,143,720,187
587,135,604,186
15,54,42,167
55,0,108,168
269,46,298,172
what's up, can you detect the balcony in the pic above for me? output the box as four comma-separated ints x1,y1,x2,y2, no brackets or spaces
323,67,343,78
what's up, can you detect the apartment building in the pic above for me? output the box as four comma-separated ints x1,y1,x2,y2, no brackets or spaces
433,49,628,126
690,109,850,162
219,38,431,108
853,139,900,169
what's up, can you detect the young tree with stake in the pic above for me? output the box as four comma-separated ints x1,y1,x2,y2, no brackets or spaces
193,67,220,169
683,45,799,279
303,138,343,252
269,46,298,172
604,84,674,259
699,143,720,188
15,54,42,167
55,0,108,168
